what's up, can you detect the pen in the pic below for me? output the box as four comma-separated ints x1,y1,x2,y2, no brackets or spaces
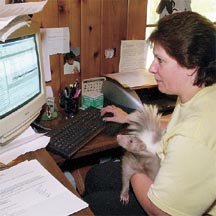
64,87,69,98
69,86,76,98
73,89,81,98
73,79,79,89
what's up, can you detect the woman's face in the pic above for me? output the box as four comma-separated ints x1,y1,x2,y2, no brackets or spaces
149,43,188,96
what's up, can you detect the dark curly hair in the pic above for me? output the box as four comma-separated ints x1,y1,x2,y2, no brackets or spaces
148,11,216,87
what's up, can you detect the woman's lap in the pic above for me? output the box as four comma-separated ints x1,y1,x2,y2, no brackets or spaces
84,161,122,194
84,190,147,216
83,161,147,216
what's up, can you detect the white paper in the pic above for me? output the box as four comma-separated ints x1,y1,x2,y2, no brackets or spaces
106,40,156,89
0,0,48,30
119,40,149,73
0,0,5,6
0,126,50,164
0,15,31,42
40,27,70,81
0,0,48,17
40,33,51,81
0,160,88,216
44,27,70,55
105,70,157,89
46,86,54,98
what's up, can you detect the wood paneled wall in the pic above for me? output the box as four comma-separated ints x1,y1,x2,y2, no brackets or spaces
7,0,147,106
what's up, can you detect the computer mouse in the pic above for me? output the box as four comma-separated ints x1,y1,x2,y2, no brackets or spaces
102,112,123,136
102,112,114,118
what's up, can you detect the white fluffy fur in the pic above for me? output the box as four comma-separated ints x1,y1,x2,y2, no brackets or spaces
117,104,164,204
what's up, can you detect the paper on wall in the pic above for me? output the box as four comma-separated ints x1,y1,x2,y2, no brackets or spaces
119,40,149,73
105,40,156,89
40,27,70,82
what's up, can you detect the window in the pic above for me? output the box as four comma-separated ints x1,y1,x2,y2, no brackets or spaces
146,0,160,39
145,0,216,68
191,0,216,22
146,0,216,39
145,0,160,68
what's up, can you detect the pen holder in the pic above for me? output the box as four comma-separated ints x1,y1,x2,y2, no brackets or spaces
64,97,79,114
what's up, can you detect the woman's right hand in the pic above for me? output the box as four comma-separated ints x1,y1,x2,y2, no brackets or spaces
100,105,128,124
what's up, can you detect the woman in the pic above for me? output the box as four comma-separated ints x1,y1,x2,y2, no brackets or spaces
84,11,216,216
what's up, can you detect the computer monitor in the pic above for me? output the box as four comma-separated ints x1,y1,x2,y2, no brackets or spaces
0,23,46,145
102,79,177,114
102,79,143,113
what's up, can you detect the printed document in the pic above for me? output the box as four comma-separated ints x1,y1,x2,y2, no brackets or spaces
0,160,88,216
119,40,149,73
0,0,48,30
0,126,50,164
105,69,156,89
105,40,156,89
40,27,70,81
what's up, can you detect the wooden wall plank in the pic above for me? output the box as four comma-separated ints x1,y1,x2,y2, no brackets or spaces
58,0,81,46
4,0,147,107
127,0,147,39
31,0,62,108
100,0,128,74
58,0,81,91
81,0,102,80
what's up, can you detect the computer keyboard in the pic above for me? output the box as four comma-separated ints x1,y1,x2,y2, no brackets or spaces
46,106,106,159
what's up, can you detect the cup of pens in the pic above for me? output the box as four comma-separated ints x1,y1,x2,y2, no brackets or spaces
64,80,81,115
64,97,79,114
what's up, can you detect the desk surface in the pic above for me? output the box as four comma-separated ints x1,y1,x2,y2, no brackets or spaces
42,109,171,163
1,109,171,216
41,110,171,166
8,148,94,216
41,110,121,162
35,109,171,200
49,130,120,163
105,72,157,90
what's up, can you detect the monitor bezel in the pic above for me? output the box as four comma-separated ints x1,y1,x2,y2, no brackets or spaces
0,22,46,145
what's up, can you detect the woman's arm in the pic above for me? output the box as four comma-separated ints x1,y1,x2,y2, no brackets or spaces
131,173,170,216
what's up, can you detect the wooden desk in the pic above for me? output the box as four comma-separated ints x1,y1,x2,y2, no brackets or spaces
41,110,122,163
8,148,94,216
42,109,171,195
45,110,170,162
49,130,120,164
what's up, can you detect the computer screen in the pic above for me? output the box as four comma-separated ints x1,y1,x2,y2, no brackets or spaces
0,23,46,145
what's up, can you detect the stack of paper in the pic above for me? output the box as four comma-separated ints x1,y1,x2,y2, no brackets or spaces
0,160,88,216
105,70,157,89
0,126,50,164
0,15,31,42
0,0,48,42
105,40,157,89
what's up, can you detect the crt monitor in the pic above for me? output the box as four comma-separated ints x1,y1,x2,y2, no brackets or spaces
0,23,46,145
102,79,143,113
